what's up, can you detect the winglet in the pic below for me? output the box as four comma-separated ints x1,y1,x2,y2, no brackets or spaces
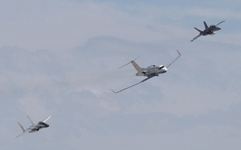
110,89,116,94
166,50,182,68
177,50,181,56
194,27,202,33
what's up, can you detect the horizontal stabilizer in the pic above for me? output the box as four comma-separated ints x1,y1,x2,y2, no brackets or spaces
118,55,141,69
194,27,202,33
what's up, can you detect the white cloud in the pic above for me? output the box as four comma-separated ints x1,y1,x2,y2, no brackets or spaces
188,8,241,20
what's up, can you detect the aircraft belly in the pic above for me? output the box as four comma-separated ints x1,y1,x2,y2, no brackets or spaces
136,72,143,76
38,126,46,129
29,129,38,133
145,72,154,76
158,69,167,74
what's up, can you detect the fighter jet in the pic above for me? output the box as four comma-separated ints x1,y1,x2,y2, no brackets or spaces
16,116,51,138
111,50,181,93
191,21,225,42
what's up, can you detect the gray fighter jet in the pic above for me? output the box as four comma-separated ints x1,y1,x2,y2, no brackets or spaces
191,21,225,42
16,116,51,138
111,50,181,93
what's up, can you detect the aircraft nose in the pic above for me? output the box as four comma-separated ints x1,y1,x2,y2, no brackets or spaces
163,67,168,73
216,27,221,30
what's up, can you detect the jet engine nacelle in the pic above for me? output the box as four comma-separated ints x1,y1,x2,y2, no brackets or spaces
38,121,49,127
158,65,164,69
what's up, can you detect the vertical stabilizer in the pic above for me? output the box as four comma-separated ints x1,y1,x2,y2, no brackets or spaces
203,21,208,30
27,116,35,125
18,122,26,133
131,61,142,72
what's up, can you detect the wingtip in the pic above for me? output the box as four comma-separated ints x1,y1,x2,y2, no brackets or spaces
134,55,142,61
176,50,181,55
110,89,116,94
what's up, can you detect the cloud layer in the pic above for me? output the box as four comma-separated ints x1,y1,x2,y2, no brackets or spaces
0,0,241,150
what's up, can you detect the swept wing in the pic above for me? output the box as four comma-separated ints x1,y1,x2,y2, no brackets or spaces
111,76,155,94
16,131,28,138
216,21,225,26
43,116,51,123
191,34,201,42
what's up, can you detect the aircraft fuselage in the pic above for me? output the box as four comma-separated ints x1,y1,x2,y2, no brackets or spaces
28,122,49,133
202,26,221,36
136,65,168,77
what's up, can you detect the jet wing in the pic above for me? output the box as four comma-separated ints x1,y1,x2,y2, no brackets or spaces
191,34,201,42
16,133,25,138
216,21,225,26
43,116,51,123
111,76,155,93
16,130,28,138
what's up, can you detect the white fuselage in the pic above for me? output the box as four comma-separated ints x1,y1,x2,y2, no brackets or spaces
136,65,168,77
28,122,49,133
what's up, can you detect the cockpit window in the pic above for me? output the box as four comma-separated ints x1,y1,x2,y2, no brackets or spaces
158,66,164,69
147,65,155,68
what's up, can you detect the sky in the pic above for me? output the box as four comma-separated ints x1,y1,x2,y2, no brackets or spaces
0,0,241,150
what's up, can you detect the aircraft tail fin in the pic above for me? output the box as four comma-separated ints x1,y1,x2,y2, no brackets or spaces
18,122,26,133
131,61,142,72
27,116,35,125
194,27,202,33
203,21,208,30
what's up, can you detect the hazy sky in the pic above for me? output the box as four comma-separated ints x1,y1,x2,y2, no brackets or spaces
1,0,241,150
